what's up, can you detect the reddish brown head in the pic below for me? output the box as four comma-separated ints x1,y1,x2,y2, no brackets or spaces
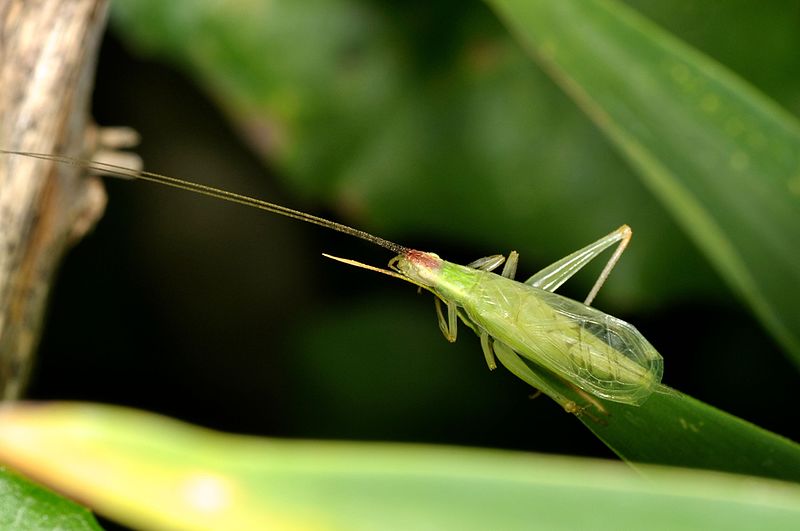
389,249,443,287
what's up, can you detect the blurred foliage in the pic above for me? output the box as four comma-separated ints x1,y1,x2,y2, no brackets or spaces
111,0,734,309
2,402,800,530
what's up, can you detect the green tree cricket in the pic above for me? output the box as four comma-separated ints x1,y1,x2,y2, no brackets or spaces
1,149,664,417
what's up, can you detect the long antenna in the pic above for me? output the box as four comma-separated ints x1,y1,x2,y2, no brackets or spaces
0,149,409,255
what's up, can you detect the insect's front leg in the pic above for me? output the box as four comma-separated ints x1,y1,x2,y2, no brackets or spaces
465,251,519,280
501,251,518,279
466,254,505,272
434,298,458,342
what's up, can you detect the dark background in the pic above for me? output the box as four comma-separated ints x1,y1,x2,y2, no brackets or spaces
27,23,800,461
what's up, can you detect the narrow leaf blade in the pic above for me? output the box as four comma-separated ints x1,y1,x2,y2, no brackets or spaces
487,0,800,362
1,402,800,530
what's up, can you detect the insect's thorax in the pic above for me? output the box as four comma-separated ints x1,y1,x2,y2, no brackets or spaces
393,251,481,296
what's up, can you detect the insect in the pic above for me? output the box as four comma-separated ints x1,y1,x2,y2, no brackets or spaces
1,149,663,416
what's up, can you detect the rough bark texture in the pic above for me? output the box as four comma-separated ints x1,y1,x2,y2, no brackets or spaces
0,0,109,399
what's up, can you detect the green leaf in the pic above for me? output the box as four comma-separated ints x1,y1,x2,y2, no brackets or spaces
1,402,800,530
486,0,800,362
583,385,800,482
0,465,100,530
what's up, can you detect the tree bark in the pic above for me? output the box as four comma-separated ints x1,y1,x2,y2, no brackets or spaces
0,0,109,399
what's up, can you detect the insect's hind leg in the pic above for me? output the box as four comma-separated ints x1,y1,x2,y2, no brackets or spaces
524,225,632,306
492,341,607,421
492,342,576,412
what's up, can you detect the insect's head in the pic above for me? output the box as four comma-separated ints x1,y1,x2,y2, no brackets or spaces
389,250,443,287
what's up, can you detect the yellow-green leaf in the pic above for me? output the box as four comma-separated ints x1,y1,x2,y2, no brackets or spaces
1,402,800,530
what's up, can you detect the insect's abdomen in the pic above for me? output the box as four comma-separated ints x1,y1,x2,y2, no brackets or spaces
461,273,663,405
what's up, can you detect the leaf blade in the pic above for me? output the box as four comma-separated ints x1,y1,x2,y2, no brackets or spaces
486,0,800,362
1,402,800,530
583,385,800,481
0,465,101,530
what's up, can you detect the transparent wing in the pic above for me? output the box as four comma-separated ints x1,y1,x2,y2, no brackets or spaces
521,289,663,404
464,276,662,405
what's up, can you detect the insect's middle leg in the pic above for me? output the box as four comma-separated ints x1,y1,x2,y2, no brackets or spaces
479,330,497,370
447,309,497,370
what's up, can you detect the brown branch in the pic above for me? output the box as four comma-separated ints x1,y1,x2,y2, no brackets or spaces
0,0,109,399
